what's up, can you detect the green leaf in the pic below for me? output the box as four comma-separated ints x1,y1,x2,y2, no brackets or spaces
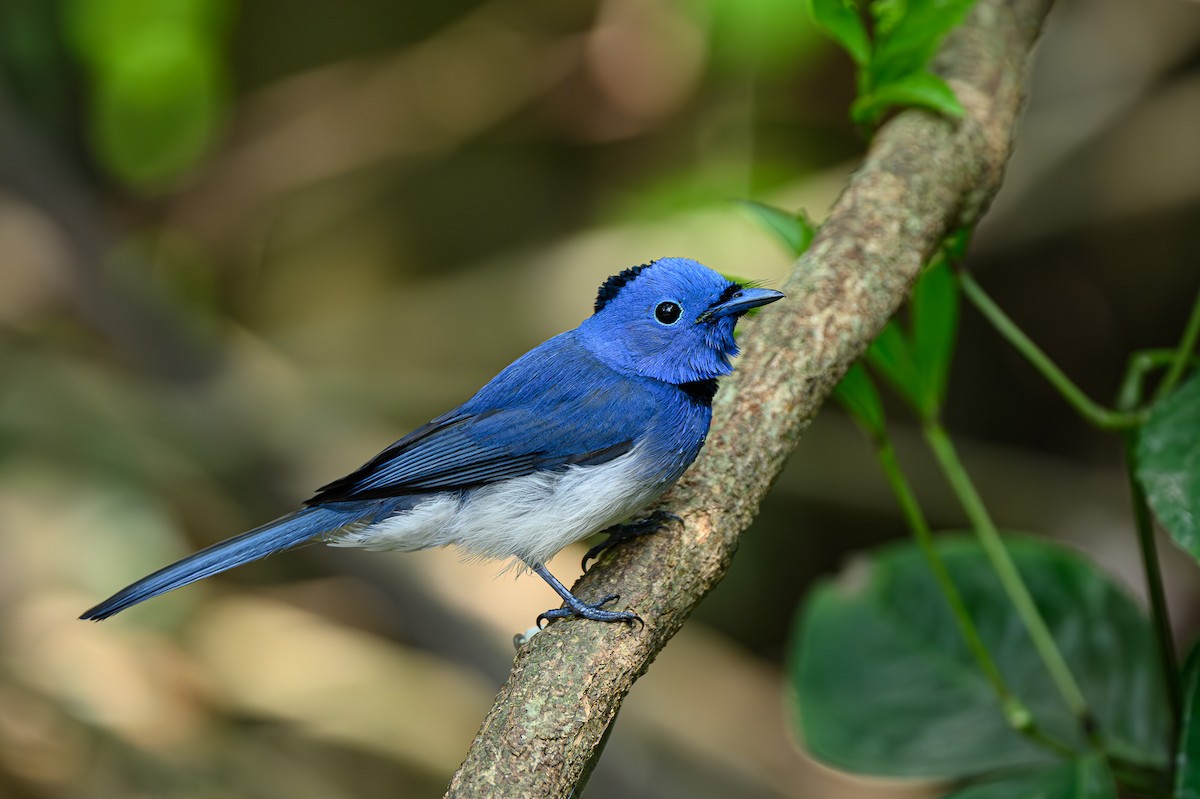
943,755,1117,799
865,256,961,417
909,257,959,412
866,320,926,415
805,0,871,66
1136,371,1200,564
870,0,978,86
851,70,964,126
738,200,816,257
1178,642,1200,799
868,0,906,37
942,226,973,262
834,363,886,437
789,536,1171,778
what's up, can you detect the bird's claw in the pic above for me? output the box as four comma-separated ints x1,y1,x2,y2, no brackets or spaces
536,593,643,629
581,510,682,572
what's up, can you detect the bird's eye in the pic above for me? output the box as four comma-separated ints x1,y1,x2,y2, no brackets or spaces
654,301,682,325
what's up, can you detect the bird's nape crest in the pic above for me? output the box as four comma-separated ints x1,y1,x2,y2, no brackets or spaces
594,261,656,313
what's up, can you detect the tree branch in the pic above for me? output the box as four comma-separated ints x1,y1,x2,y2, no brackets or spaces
446,0,1054,794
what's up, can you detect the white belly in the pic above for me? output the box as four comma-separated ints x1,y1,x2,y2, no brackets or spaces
328,446,666,565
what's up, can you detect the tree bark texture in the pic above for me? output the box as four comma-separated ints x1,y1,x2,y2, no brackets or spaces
446,0,1055,795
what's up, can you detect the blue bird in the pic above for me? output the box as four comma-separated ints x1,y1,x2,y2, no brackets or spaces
81,258,784,626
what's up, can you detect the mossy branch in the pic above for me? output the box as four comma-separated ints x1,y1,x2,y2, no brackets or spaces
446,0,1055,794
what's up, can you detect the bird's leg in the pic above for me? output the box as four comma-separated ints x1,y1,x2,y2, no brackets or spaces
528,562,642,628
581,510,682,572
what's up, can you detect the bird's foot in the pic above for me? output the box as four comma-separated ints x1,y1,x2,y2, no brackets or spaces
537,593,642,629
528,561,643,630
581,510,682,571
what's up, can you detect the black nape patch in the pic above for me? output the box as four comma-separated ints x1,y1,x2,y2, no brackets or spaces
594,262,655,313
677,378,719,406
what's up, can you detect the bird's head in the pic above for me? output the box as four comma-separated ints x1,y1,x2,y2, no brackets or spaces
578,257,785,385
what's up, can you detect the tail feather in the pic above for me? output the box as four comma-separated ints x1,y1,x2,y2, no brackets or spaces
80,507,356,620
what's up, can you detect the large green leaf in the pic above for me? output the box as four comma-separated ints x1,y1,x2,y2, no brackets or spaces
789,536,1170,778
943,755,1116,799
1137,371,1200,564
1179,643,1200,799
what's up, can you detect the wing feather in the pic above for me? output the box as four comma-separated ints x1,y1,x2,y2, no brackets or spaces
305,333,654,505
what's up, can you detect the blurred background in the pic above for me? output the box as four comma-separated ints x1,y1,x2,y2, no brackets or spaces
1,0,1199,796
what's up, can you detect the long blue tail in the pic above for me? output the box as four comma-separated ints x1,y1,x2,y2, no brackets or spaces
81,506,358,620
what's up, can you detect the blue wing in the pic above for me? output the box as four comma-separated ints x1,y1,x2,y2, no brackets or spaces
306,332,658,504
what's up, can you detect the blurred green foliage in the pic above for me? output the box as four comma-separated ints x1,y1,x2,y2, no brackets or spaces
64,0,232,189
702,0,822,73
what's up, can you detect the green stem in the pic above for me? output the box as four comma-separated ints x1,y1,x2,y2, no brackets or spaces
875,436,1076,757
923,420,1099,744
1116,349,1184,762
961,274,1141,431
1118,350,1175,412
1154,284,1200,403
1122,434,1182,744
